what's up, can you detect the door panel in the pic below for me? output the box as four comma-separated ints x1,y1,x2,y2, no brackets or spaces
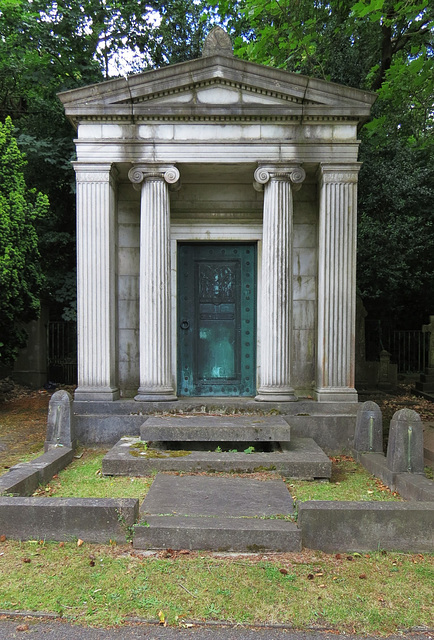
178,243,256,396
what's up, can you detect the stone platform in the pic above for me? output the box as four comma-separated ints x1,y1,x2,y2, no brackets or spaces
103,436,331,478
73,398,359,451
103,414,331,478
133,474,301,552
140,415,291,442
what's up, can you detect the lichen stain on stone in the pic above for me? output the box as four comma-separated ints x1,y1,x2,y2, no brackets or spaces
307,332,314,358
129,447,191,458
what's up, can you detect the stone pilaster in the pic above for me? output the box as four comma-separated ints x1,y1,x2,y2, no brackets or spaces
73,163,119,401
254,163,306,402
314,163,361,402
128,164,180,401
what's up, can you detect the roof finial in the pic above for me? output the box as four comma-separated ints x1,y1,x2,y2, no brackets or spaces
202,26,233,57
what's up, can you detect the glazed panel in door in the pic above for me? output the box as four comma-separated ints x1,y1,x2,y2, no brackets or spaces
177,243,256,396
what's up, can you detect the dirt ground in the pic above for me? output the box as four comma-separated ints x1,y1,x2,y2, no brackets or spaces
0,382,76,473
1,379,434,475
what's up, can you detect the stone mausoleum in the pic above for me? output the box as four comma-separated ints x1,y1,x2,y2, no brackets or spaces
59,28,376,447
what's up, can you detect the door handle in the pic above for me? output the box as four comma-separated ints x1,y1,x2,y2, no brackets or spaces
180,320,190,330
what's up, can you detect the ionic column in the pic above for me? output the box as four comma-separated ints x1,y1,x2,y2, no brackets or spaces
254,163,306,402
73,163,119,401
128,164,180,401
314,163,361,402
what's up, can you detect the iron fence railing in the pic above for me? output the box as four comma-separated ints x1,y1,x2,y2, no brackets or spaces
365,320,430,374
390,330,430,374
47,321,77,385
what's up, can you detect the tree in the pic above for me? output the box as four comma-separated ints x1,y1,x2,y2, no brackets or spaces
0,0,217,321
0,117,49,364
217,0,434,327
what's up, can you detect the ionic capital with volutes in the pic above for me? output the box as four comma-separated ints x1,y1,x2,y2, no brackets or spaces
253,163,306,192
128,164,180,191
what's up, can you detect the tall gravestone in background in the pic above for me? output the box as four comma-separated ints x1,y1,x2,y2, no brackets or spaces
415,316,434,396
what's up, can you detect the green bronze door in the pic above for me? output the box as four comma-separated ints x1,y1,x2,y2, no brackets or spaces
177,243,256,397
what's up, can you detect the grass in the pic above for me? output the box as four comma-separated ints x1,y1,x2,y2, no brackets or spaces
1,388,433,634
287,455,403,502
32,451,404,503
32,449,153,499
0,539,432,632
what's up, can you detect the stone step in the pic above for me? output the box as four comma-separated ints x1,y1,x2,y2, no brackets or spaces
415,381,434,392
134,515,301,552
133,474,301,552
102,436,331,479
140,415,291,442
420,373,434,384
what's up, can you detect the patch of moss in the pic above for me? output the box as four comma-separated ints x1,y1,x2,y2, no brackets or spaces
131,441,149,451
246,544,266,552
130,448,191,459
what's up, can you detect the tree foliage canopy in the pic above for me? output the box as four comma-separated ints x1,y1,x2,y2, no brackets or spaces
0,116,49,364
0,0,433,341
0,0,217,327
216,0,434,327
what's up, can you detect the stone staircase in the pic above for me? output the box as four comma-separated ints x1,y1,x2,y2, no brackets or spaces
102,414,331,479
102,413,332,551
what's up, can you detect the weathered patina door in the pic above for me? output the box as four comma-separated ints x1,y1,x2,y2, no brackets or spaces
177,243,256,396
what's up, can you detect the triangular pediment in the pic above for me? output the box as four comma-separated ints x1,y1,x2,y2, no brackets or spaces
59,54,376,125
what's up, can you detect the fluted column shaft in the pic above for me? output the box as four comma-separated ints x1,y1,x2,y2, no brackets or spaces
254,163,306,402
128,165,180,401
74,163,119,401
315,163,361,402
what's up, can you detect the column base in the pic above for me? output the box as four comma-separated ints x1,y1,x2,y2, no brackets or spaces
255,387,298,402
74,386,120,401
313,387,358,403
135,388,177,402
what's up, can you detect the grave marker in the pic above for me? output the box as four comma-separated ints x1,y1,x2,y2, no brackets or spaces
386,408,424,474
353,401,383,453
45,390,75,451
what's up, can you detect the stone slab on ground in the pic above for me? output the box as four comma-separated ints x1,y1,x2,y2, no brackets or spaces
134,474,300,551
141,474,295,517
394,473,434,501
134,515,301,552
140,415,291,442
298,501,434,553
102,436,331,479
0,497,139,543
0,447,74,496
355,451,434,500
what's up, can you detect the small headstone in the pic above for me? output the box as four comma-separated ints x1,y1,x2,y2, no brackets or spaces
44,390,75,451
202,26,233,57
353,401,383,453
386,408,424,473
